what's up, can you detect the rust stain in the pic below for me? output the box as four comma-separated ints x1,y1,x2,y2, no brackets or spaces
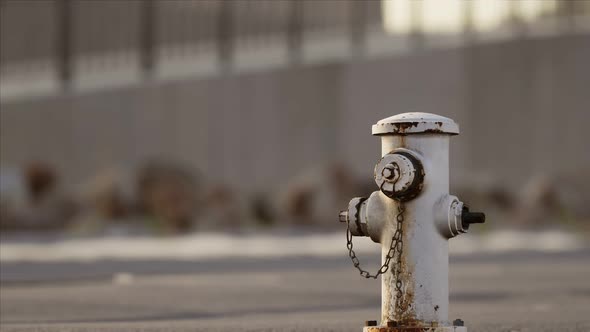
392,122,420,131
364,327,438,332
393,122,419,137
399,134,406,148
374,122,424,135
423,128,443,134
395,207,417,324
376,121,449,135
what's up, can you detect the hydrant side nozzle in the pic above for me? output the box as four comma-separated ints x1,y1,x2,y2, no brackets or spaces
434,195,460,238
345,197,369,237
436,197,487,238
342,192,388,242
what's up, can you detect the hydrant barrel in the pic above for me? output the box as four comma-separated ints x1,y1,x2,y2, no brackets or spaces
373,113,457,325
343,112,484,330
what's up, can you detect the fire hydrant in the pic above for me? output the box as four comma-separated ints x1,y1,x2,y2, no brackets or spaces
340,113,485,332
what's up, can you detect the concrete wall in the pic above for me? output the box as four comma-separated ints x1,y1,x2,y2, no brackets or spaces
340,33,590,189
1,33,589,193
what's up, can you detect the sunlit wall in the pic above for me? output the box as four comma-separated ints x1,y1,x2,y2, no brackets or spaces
382,0,558,34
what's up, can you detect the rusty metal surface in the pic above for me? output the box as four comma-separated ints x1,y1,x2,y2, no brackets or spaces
363,319,467,332
364,326,467,332
372,113,459,136
375,129,454,324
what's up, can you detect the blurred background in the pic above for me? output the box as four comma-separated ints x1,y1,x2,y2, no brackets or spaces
2,0,590,239
1,1,590,330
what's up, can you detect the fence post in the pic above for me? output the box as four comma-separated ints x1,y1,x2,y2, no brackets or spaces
140,0,156,79
56,0,72,90
350,0,367,58
409,0,424,49
286,0,303,65
217,0,234,73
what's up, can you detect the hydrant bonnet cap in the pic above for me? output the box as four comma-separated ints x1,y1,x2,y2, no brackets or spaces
372,112,459,135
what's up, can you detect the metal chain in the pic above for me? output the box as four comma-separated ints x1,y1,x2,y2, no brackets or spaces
392,202,406,318
345,160,406,318
345,201,405,281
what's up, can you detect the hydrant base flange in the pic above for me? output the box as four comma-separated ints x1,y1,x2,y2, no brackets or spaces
363,327,467,332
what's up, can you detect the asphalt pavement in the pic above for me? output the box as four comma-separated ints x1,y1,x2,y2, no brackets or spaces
1,250,590,332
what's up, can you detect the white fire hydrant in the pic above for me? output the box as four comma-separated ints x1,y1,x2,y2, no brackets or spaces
340,113,485,332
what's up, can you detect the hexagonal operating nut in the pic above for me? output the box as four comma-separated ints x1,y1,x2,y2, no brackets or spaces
381,163,400,182
374,151,424,202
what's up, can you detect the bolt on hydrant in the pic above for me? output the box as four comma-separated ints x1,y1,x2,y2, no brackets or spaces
340,113,485,332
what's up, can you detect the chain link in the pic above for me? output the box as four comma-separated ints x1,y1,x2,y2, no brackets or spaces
345,201,405,280
392,202,405,317
345,162,406,318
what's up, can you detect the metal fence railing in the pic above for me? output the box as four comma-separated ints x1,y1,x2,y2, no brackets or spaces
0,0,587,95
